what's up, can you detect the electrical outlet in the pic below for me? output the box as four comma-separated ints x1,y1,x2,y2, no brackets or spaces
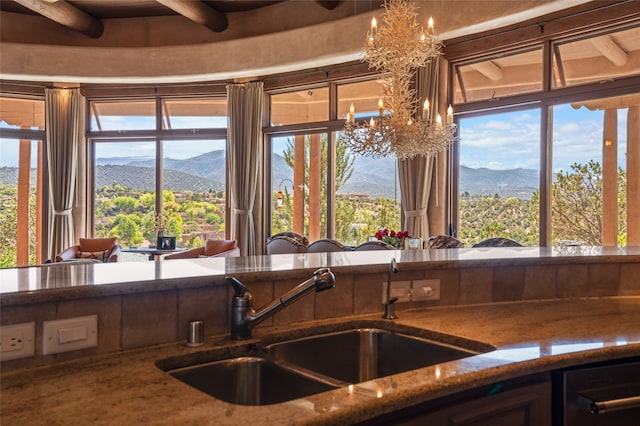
43,315,98,355
410,279,441,301
382,281,412,304
0,322,35,361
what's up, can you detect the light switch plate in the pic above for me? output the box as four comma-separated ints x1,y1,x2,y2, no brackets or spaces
0,322,35,361
43,315,98,355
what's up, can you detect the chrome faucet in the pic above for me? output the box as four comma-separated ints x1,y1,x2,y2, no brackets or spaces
382,258,399,320
226,268,336,340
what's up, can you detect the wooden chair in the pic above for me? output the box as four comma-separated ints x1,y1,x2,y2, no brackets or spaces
353,241,396,251
472,237,523,248
270,232,309,246
164,239,240,259
307,239,347,253
266,236,308,254
55,237,121,263
425,235,465,249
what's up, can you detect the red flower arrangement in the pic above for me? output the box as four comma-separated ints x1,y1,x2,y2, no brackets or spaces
375,228,410,248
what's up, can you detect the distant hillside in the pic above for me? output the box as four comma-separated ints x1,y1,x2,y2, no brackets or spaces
337,155,399,198
2,156,541,200
460,166,538,200
119,150,226,183
96,165,223,192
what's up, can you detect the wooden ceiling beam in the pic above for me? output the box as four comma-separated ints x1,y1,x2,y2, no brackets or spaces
590,34,628,67
315,1,341,10
469,61,503,82
13,0,103,38
155,0,228,32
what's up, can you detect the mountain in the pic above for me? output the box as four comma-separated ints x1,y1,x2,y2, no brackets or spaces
96,165,223,192
2,154,541,200
338,155,399,198
460,166,538,199
120,150,226,183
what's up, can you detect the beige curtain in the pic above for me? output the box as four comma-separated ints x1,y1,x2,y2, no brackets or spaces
45,88,81,260
74,91,88,240
227,82,264,256
397,57,440,239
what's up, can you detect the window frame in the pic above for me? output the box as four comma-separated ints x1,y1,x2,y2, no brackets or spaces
0,94,48,265
447,10,640,247
86,95,230,241
263,72,396,242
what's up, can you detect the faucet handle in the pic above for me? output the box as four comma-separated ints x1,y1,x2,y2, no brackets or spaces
226,277,248,297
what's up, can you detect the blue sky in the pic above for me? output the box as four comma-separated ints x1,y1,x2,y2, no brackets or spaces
459,104,628,173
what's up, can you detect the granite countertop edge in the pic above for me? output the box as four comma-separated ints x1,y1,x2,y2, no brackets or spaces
3,247,640,306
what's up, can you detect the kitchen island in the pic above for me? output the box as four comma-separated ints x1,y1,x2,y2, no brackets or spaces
1,298,639,425
1,246,639,424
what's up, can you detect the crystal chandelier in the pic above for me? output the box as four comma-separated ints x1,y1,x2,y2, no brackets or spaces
342,0,457,159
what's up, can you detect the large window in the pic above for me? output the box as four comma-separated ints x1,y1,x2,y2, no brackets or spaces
267,78,401,246
271,132,329,241
89,97,227,259
458,109,540,246
551,97,633,246
0,97,45,267
451,18,640,247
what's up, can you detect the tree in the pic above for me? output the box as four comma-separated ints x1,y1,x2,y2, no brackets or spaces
110,214,144,246
280,134,356,239
551,161,626,245
112,196,138,214
0,193,18,267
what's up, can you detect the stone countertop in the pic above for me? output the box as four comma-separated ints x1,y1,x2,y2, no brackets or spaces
2,298,639,425
2,246,640,305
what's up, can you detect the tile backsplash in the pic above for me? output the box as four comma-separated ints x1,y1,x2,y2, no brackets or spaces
1,259,638,371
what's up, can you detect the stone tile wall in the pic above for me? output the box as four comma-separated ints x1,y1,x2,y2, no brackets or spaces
2,260,639,371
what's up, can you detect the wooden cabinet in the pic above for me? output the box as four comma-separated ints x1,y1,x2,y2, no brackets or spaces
424,381,551,426
363,374,551,426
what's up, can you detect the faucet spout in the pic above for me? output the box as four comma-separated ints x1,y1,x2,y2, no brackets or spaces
227,268,335,340
382,258,398,320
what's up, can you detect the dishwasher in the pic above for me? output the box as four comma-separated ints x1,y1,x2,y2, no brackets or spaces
554,357,640,426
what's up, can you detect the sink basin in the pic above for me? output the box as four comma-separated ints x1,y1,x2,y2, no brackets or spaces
266,328,479,383
161,325,489,405
168,356,337,405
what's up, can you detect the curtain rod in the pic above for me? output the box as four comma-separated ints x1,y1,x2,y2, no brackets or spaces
79,81,232,90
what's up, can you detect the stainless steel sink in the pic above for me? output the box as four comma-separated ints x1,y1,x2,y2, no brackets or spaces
161,325,490,406
167,356,338,405
266,328,479,383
